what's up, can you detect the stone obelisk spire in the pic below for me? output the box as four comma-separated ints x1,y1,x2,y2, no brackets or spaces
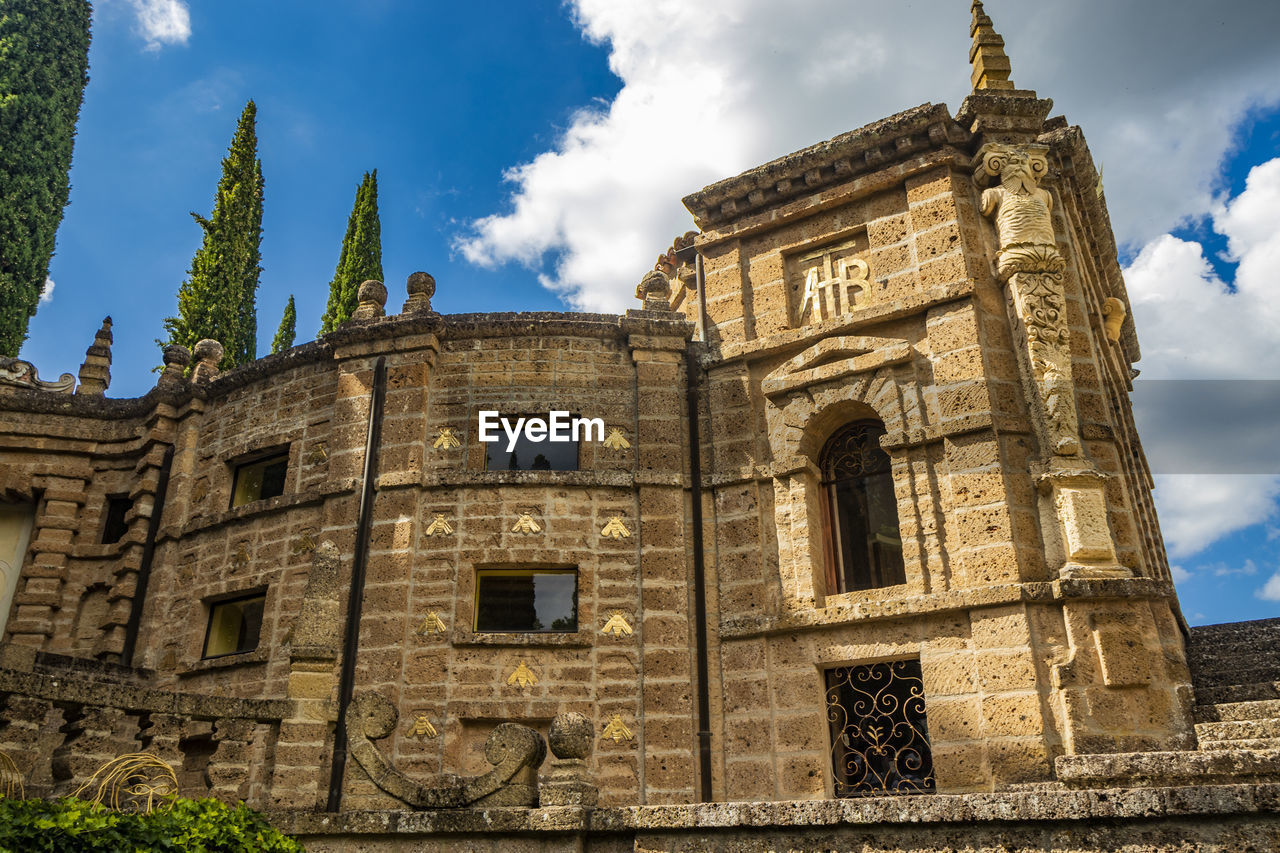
969,1,1015,91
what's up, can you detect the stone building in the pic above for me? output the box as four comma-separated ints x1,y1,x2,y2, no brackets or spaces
1,4,1278,849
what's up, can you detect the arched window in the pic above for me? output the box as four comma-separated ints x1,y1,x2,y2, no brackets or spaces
820,420,905,593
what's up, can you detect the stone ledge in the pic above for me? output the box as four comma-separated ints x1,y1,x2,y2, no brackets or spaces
160,481,355,542
270,783,1280,837
0,656,291,722
722,577,1177,638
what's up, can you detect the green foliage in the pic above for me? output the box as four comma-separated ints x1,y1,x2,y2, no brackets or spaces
0,0,92,357
319,170,383,334
0,795,305,852
163,100,264,371
271,294,296,354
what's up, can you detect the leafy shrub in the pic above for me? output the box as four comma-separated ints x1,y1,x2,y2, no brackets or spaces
0,795,304,852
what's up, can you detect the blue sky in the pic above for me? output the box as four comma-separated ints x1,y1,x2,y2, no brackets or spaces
15,0,1280,626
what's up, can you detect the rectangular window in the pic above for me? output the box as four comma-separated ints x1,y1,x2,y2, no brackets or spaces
100,494,133,544
230,451,288,508
202,592,265,658
474,568,577,633
825,659,935,797
483,414,580,471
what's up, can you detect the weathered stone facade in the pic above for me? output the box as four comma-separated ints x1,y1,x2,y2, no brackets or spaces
0,3,1277,848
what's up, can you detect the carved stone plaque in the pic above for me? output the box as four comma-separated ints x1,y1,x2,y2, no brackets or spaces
788,234,871,327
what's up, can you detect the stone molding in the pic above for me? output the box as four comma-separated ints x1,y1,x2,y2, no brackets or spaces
683,102,969,227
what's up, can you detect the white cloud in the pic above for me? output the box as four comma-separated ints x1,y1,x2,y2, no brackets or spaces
39,278,54,304
456,0,1280,311
1125,158,1280,380
1170,564,1192,584
1257,572,1280,602
128,0,191,50
1209,559,1259,577
1125,158,1280,558
1153,475,1280,560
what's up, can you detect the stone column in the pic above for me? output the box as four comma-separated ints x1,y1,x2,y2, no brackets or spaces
975,143,1124,579
208,717,256,802
627,310,698,804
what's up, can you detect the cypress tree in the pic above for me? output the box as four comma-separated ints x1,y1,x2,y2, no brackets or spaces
162,100,264,370
319,170,383,334
0,0,92,357
271,295,295,354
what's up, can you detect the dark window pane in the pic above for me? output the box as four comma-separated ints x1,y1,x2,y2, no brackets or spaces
821,421,905,592
259,459,288,500
231,452,289,507
203,594,266,658
101,495,133,545
483,415,580,471
475,570,577,632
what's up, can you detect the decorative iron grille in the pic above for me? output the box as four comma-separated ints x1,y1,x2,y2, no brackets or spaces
825,659,935,797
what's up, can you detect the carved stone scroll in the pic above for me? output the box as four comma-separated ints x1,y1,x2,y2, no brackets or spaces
0,358,74,394
345,692,547,808
976,143,1080,458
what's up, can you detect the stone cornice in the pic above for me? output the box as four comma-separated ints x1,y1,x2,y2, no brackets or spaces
682,102,969,228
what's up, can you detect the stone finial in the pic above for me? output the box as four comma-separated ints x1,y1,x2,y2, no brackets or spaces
75,317,113,396
541,711,597,807
157,344,191,392
401,271,436,314
191,339,223,384
350,279,387,321
635,268,673,312
970,0,1014,91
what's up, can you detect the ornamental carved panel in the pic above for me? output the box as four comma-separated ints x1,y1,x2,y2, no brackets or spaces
787,233,871,327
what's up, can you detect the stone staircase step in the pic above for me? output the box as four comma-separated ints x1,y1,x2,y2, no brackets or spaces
1056,748,1280,788
1193,682,1280,706
1199,737,1280,751
1195,718,1280,742
1194,699,1280,723
1187,618,1280,696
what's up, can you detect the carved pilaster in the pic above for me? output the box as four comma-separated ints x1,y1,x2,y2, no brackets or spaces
976,142,1126,578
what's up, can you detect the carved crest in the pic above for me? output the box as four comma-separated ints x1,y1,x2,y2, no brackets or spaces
601,611,634,638
290,529,317,556
506,662,538,689
602,714,634,744
432,427,461,449
600,516,631,539
603,428,631,451
406,714,439,740
425,514,454,536
511,512,542,535
414,611,447,637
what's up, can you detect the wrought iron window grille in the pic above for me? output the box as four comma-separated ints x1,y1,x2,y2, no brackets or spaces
825,659,935,797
